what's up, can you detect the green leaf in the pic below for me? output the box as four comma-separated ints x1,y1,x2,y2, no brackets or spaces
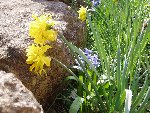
69,96,84,113
130,74,149,113
65,76,78,82
87,13,110,78
104,81,109,89
137,87,150,113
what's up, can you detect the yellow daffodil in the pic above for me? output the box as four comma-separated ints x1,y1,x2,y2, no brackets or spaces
33,29,57,44
29,15,57,45
26,44,52,75
77,6,87,22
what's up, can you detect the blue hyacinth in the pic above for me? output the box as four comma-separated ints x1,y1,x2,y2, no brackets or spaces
91,0,101,7
74,48,100,70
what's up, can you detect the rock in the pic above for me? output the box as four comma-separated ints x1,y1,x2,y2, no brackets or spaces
0,71,44,113
47,0,84,6
0,0,85,110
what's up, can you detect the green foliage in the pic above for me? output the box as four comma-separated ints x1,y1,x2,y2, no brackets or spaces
55,0,150,113
69,96,84,113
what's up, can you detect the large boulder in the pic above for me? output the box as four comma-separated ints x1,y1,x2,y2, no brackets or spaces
0,71,44,113
0,0,85,110
47,0,84,6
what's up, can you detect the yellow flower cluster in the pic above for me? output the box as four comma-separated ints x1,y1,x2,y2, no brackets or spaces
26,6,88,74
29,14,57,45
77,6,87,22
26,44,52,75
26,14,57,75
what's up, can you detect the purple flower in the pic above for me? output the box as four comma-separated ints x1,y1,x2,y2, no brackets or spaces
90,54,100,67
84,48,93,55
74,48,100,70
91,0,101,7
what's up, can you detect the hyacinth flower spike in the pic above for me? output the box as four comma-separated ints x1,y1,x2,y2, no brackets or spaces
91,0,101,7
73,48,100,71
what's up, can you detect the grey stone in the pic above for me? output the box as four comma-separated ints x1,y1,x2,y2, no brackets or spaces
47,0,84,6
0,71,44,113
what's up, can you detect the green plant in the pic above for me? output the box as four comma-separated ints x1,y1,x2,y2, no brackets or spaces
54,0,150,113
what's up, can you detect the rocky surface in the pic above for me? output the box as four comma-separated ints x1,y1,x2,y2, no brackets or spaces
0,71,44,113
0,0,85,110
47,0,84,6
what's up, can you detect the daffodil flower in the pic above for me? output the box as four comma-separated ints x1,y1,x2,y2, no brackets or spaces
26,44,52,75
29,15,57,45
77,6,87,22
